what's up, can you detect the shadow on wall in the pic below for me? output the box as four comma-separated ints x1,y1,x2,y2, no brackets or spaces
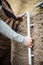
40,61,43,65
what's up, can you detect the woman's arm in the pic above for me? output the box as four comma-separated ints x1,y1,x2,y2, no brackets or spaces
0,19,25,44
0,20,32,47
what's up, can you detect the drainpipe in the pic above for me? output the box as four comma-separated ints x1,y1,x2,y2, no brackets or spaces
26,11,32,65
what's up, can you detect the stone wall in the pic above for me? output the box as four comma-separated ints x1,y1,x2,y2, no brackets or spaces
6,0,43,65
7,0,41,15
11,10,43,65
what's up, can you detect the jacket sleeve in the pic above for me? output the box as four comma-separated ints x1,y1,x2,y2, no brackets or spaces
0,19,25,44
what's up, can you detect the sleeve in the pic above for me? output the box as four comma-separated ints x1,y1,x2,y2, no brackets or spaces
0,19,25,44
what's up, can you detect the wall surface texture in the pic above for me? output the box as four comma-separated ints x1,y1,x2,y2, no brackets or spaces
7,0,41,15
6,0,43,65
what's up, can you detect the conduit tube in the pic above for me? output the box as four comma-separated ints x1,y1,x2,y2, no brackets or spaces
26,11,32,65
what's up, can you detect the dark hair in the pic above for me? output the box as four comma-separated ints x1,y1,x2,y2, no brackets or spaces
0,0,2,5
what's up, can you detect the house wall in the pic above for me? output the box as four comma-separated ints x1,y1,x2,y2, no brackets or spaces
7,0,41,16
6,0,43,65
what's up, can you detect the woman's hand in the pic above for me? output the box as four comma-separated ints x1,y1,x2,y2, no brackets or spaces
16,12,26,19
24,36,32,47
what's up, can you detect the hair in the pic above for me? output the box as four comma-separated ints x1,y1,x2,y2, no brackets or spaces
0,0,2,5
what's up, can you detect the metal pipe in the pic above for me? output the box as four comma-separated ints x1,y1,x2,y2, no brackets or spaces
34,1,43,7
30,1,43,14
26,11,32,65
